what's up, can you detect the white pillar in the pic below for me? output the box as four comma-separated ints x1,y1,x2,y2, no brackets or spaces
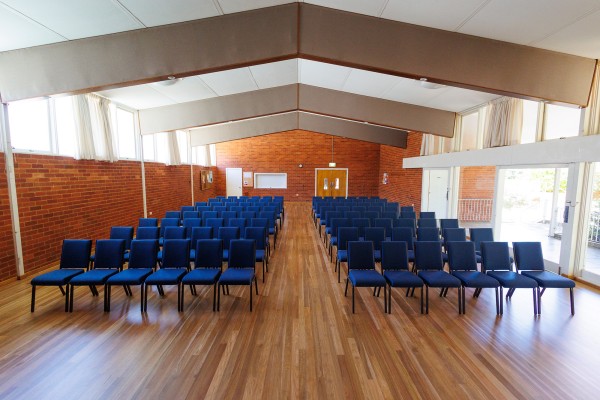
0,103,25,277
136,111,147,218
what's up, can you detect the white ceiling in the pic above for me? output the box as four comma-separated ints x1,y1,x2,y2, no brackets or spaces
97,59,500,112
2,0,596,117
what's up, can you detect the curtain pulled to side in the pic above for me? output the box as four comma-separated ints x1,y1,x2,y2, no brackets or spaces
72,95,96,160
483,97,523,148
166,131,181,166
72,94,117,161
584,62,600,135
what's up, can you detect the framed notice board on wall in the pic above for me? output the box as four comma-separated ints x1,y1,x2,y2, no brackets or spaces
201,170,213,190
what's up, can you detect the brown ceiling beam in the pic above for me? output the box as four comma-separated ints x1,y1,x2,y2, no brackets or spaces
298,4,596,106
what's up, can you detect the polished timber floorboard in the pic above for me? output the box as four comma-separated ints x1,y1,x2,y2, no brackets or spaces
1,202,600,399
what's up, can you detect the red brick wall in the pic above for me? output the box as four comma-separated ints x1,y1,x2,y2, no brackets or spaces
459,166,496,199
214,130,381,201
144,162,193,218
192,165,218,204
378,132,423,212
13,154,143,275
0,153,17,282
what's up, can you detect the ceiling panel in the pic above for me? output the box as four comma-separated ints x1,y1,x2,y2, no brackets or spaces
0,4,66,51
424,87,500,113
299,59,351,91
97,85,176,109
250,59,298,89
149,76,218,103
342,69,400,98
118,0,220,27
380,79,448,107
534,9,600,58
217,0,294,14
458,0,600,46
306,0,388,17
1,0,143,40
380,0,488,31
199,67,259,96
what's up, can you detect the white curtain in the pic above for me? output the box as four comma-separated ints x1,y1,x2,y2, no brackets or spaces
166,131,181,166
483,97,523,148
584,62,600,135
420,134,436,156
72,94,117,161
203,145,212,166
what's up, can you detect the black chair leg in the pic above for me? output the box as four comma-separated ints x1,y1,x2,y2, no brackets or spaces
420,286,424,314
535,287,541,316
143,284,148,312
250,282,253,312
65,284,71,312
344,278,349,296
383,285,387,313
570,287,575,315
179,283,184,312
255,278,258,295
58,285,65,296
499,286,504,315
352,286,355,314
338,261,341,283
140,284,145,313
425,285,429,314
212,283,217,312
217,283,221,312
69,285,75,312
104,284,111,312
31,286,36,312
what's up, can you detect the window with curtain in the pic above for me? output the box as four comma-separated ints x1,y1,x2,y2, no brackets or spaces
209,144,216,166
521,100,539,144
543,104,582,140
483,97,523,148
584,63,600,135
142,134,155,161
55,97,77,157
460,112,479,151
8,99,52,152
177,131,189,164
115,108,136,159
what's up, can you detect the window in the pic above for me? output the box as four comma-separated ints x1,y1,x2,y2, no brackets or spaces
521,100,539,144
54,97,77,156
142,134,155,161
543,104,581,140
8,99,51,152
209,144,216,166
115,108,136,159
155,132,169,164
176,131,189,164
460,112,478,151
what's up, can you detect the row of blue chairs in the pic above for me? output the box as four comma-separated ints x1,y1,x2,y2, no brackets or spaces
341,240,575,316
31,236,265,313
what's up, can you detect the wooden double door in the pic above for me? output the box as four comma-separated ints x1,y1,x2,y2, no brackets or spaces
316,169,348,198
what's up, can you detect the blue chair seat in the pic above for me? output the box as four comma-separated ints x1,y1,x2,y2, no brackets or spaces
182,269,221,285
337,249,348,262
330,237,338,246
70,269,119,285
452,271,499,288
268,228,276,235
373,249,381,262
418,271,461,288
256,249,266,262
107,268,153,285
407,250,415,261
145,269,187,285
223,249,229,261
348,270,386,287
31,269,84,286
521,271,575,288
219,269,255,285
487,271,538,288
190,249,196,259
384,271,423,288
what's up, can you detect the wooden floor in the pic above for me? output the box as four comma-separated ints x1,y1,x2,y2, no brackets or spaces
1,202,600,399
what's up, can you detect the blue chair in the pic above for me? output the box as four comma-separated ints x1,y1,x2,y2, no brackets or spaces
513,242,575,315
364,227,385,263
202,211,218,221
414,241,461,314
240,211,256,220
30,239,92,312
352,218,370,240
159,218,180,244
323,210,342,242
68,239,125,312
420,211,436,219
381,241,424,314
258,211,278,249
190,226,214,259
470,228,494,256
328,217,350,261
165,210,181,220
143,239,190,312
394,217,416,232
182,239,223,311
218,239,258,311
212,206,227,213
221,210,237,226
204,217,225,232
228,218,248,238
439,219,459,234
136,226,160,240
92,226,133,262
245,227,268,282
400,206,414,213
182,218,202,238
363,210,380,222
218,226,240,262
157,227,186,261
480,242,538,315
105,239,158,312
417,218,437,229
251,218,271,258
391,227,415,263
336,227,360,283
373,218,393,240
196,206,211,213
345,241,387,314
183,211,200,220
181,206,195,213
195,202,208,208
447,241,500,315
139,217,158,227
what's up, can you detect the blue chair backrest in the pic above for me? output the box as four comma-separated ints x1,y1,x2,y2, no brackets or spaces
400,206,414,213
194,202,207,208
165,211,181,219
195,239,223,270
161,239,190,269
513,242,545,272
228,218,247,230
60,239,92,269
160,218,180,237
440,219,459,232
221,211,237,224
391,227,415,250
164,226,186,240
181,206,195,213
420,211,436,219
218,226,240,249
248,206,261,213
381,211,398,220
330,218,350,237
212,206,227,213
414,241,444,271
364,211,380,221
344,211,361,219
183,211,200,220
418,218,437,229
470,228,494,252
400,211,416,220
190,227,213,249
337,227,359,251
447,241,478,272
94,239,125,269
241,211,256,219
373,218,393,234
381,241,410,271
136,226,160,240
230,206,244,213
364,227,385,250
228,239,256,270
351,218,370,237
245,227,267,250
128,240,158,269
480,241,512,272
443,228,466,246
347,241,375,270
182,219,202,238
417,227,439,242
258,212,276,228
110,226,134,251
352,206,366,213
202,211,218,220
139,218,158,227
196,206,212,213
250,218,268,230
394,218,416,232
205,217,224,229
